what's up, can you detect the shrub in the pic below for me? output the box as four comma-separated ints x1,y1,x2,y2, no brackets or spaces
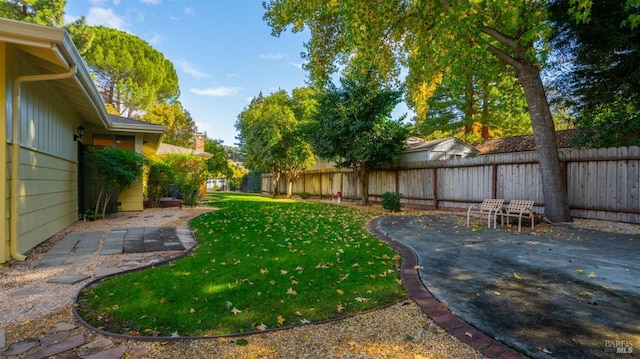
382,192,402,212
300,192,312,199
146,160,175,207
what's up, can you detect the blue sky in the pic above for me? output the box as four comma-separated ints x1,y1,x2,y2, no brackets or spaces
64,0,311,146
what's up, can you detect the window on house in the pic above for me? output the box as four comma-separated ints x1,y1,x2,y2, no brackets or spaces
92,134,135,150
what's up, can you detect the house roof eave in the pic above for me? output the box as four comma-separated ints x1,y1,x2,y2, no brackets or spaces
0,18,112,129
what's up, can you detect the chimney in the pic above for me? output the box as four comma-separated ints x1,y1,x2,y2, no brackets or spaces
195,131,205,152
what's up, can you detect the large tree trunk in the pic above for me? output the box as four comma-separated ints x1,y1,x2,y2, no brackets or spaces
354,163,369,206
287,174,293,199
517,63,572,222
480,25,573,223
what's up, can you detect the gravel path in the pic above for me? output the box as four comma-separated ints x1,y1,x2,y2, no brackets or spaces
1,202,637,358
0,205,485,358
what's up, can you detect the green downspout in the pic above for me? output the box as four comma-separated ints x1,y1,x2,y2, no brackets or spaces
10,62,77,261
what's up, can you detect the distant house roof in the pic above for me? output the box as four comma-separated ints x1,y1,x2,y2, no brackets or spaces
156,143,213,160
404,137,479,154
475,129,579,155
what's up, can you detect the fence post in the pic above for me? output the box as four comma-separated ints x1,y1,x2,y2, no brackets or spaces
433,167,438,210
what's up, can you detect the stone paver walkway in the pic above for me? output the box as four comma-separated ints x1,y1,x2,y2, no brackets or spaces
1,223,197,359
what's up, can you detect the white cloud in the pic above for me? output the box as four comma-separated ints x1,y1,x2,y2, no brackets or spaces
148,34,164,44
176,59,210,79
140,0,161,4
226,73,240,78
260,53,284,60
86,7,130,31
113,0,121,5
190,86,243,97
290,62,303,69
184,7,195,15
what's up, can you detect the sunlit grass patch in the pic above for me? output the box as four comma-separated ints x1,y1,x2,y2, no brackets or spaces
76,193,405,336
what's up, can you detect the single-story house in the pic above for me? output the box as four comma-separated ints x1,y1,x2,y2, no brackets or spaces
1,18,165,265
309,137,479,170
400,137,479,162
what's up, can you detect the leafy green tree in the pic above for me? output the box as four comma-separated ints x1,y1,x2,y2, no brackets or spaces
417,73,532,142
204,137,233,179
86,146,144,218
550,0,640,147
140,102,196,147
228,161,247,191
66,16,94,54
80,26,180,117
235,89,315,198
0,0,65,26
264,0,573,222
306,70,409,206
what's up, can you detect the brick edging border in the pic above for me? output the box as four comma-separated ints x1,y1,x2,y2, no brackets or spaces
369,217,529,359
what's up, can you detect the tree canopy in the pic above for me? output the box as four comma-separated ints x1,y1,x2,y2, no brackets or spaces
0,0,65,26
306,70,409,206
550,0,640,147
235,89,316,197
139,102,196,148
264,0,572,222
80,26,180,117
204,136,233,179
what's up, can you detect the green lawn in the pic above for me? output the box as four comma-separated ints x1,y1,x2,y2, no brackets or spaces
76,193,406,337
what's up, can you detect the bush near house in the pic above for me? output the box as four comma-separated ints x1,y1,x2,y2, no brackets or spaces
146,160,175,207
146,154,208,206
86,146,144,218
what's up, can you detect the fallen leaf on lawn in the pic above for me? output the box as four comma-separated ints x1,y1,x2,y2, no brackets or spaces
280,269,288,275
336,304,344,313
277,315,286,326
336,289,345,295
588,272,597,278
493,291,501,296
231,307,242,315
300,318,310,324
189,308,196,313
260,268,268,274
513,272,523,279
355,297,369,303
256,323,267,331
579,291,595,297
538,347,552,354
226,301,233,308
414,265,424,270
171,331,179,337
576,269,584,275
286,287,297,295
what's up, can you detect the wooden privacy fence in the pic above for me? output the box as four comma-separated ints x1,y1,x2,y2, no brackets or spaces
261,146,640,224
